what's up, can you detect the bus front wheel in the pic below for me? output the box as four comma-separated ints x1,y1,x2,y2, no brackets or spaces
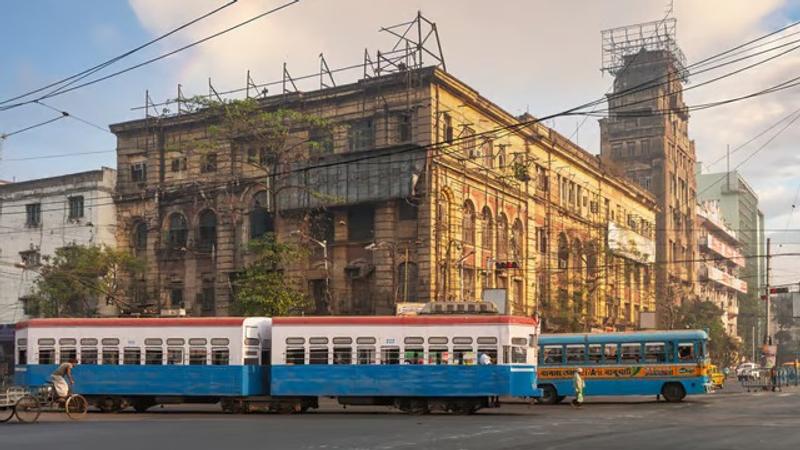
536,385,559,405
661,383,686,403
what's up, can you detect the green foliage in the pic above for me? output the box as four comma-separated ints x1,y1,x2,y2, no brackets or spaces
31,245,143,317
231,234,311,317
675,300,740,367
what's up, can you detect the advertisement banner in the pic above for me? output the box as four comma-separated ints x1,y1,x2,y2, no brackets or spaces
607,223,655,264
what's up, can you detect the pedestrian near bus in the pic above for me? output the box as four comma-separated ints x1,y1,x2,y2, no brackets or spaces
572,368,585,407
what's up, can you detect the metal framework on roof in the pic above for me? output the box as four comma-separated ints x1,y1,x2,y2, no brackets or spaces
600,17,687,82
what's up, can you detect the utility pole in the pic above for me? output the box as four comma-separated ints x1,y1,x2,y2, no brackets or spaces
765,237,771,345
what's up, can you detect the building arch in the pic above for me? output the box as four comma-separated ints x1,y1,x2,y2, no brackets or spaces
250,190,274,239
481,206,494,252
511,218,524,261
197,209,217,251
166,212,188,249
131,219,148,257
462,199,476,245
496,212,509,260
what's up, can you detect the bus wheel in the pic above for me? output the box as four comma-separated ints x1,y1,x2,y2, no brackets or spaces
535,385,559,405
661,383,686,403
555,396,566,404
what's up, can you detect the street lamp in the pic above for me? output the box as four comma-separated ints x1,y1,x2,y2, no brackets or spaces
291,230,330,314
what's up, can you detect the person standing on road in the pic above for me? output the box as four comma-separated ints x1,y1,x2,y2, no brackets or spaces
572,368,585,408
51,357,77,400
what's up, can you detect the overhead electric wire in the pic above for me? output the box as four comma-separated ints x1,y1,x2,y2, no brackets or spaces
0,114,67,140
33,100,111,134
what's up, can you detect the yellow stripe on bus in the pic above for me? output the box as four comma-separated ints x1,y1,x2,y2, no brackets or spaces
538,365,704,380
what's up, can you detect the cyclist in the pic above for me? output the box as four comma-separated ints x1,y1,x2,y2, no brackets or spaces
51,357,77,400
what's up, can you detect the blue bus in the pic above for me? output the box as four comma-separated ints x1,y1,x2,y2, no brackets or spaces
537,330,711,403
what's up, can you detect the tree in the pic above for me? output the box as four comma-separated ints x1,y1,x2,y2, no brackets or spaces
675,300,741,368
231,234,311,316
30,244,143,317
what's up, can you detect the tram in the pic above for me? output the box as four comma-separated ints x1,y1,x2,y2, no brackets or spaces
13,315,540,414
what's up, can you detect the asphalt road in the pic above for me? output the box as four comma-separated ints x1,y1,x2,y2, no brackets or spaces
2,382,798,450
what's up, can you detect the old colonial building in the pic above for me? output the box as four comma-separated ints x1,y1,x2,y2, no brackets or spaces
111,65,656,326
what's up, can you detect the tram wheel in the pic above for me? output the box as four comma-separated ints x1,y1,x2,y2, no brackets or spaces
14,395,41,423
65,394,89,420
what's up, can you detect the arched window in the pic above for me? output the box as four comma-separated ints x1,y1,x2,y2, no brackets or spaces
462,200,476,245
167,213,188,249
250,191,274,239
132,221,147,256
573,239,583,284
198,210,217,251
511,219,524,261
557,233,569,270
481,206,493,251
496,213,509,259
397,262,419,302
436,192,451,239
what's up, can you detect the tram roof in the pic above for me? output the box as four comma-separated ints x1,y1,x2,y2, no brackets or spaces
539,329,709,345
272,315,538,327
15,317,249,330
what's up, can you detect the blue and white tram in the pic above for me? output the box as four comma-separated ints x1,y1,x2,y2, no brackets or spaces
13,317,271,412
270,315,540,413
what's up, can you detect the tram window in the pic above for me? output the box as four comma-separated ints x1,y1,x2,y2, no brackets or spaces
286,337,306,345
60,348,77,363
511,338,527,346
245,338,259,346
511,346,527,364
166,338,185,346
309,348,329,365
404,337,424,345
380,347,400,365
167,348,184,365
59,338,77,346
80,348,97,365
211,338,230,346
476,337,497,345
565,345,586,364
189,338,207,346
260,347,270,366
80,338,97,346
333,347,352,364
124,348,142,365
477,347,497,364
404,348,424,364
286,348,305,365
211,348,230,365
428,348,448,365
644,343,666,363
18,338,27,346
189,348,207,365
357,347,375,364
620,344,641,363
428,337,448,345
588,345,603,364
453,348,474,365
678,343,695,362
542,346,564,365
604,344,618,364
333,337,353,345
145,348,164,365
38,338,55,346
145,338,163,346
102,338,120,346
102,348,119,365
38,348,55,365
309,337,329,345
18,347,28,365
453,337,473,345
356,337,376,345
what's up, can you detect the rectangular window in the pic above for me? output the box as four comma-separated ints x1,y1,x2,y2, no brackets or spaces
201,153,217,173
443,113,454,143
123,348,141,365
397,113,411,142
131,162,147,183
620,344,641,363
478,347,497,365
18,348,28,365
333,347,352,364
145,348,163,365
347,205,375,241
453,347,474,365
19,250,41,268
189,348,207,365
511,346,527,364
644,343,666,363
38,348,55,364
170,157,186,172
102,348,119,365
348,119,375,152
380,347,400,365
542,346,563,365
404,348,424,364
357,347,375,365
604,344,618,364
286,348,305,365
211,348,230,366
428,348,448,365
68,196,84,219
309,348,328,365
80,348,98,365
167,348,184,365
678,342,695,362
60,348,77,364
25,203,41,227
588,344,603,364
565,345,586,364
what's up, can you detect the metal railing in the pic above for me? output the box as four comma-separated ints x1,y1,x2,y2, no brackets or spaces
740,367,800,391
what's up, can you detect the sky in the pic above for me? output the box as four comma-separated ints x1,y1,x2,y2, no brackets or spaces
1,0,800,282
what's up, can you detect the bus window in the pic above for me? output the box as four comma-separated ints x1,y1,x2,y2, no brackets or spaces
588,345,602,364
478,347,497,364
620,344,641,363
60,348,77,364
429,348,448,365
309,348,329,364
102,348,119,365
167,348,184,365
644,343,666,363
80,348,98,365
511,346,527,364
603,344,618,364
124,348,141,365
404,348,424,364
380,347,400,365
211,348,230,365
357,347,375,364
286,348,305,365
146,348,164,365
38,348,55,365
189,348,207,365
678,343,695,362
566,345,586,364
333,347,352,364
542,346,563,365
453,347,474,365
